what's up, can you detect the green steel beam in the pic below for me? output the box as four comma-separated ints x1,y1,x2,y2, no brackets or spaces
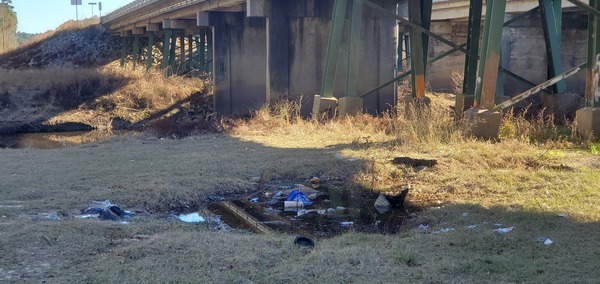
360,0,475,58
120,36,128,67
421,0,432,73
494,63,586,111
320,0,348,98
146,32,154,71
360,43,466,98
567,0,600,18
397,29,403,72
169,30,177,71
199,29,206,72
346,0,363,97
179,34,185,71
540,0,566,93
499,67,553,96
462,0,483,96
503,6,540,27
132,35,140,69
188,35,193,69
207,28,213,74
161,29,172,70
476,0,507,109
408,0,428,98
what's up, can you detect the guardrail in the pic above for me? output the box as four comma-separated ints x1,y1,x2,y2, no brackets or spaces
102,0,162,23
102,0,212,30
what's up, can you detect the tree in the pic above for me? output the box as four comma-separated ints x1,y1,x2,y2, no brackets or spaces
0,2,17,52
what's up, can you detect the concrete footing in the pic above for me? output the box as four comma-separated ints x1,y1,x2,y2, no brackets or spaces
575,107,600,139
454,94,474,117
312,95,338,118
338,97,364,116
464,108,503,139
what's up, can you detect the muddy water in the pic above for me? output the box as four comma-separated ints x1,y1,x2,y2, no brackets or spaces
0,131,121,149
208,186,407,237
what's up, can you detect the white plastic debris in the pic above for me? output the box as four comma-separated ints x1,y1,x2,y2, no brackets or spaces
336,206,347,211
537,237,554,245
558,213,569,218
249,197,259,203
493,223,503,227
433,228,455,234
327,208,336,213
494,227,514,234
340,221,354,226
467,225,478,229
418,224,429,230
462,212,469,217
178,213,205,223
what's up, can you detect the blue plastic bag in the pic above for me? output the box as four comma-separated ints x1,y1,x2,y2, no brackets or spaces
286,189,313,205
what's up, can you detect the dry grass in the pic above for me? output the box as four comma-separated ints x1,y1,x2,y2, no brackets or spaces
0,65,209,132
1,89,599,282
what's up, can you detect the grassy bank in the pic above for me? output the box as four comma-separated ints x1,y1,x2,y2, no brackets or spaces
1,94,599,282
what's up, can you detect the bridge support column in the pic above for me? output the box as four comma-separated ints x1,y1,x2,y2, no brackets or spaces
466,0,507,139
187,35,193,69
132,35,140,69
119,36,129,68
456,0,483,117
408,0,432,100
577,0,600,138
161,29,173,74
266,0,290,104
146,32,154,71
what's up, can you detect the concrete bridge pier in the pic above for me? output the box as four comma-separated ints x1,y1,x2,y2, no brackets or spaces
205,0,397,116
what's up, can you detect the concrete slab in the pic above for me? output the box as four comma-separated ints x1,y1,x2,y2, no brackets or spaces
312,95,338,117
464,108,502,139
338,97,363,116
575,107,600,139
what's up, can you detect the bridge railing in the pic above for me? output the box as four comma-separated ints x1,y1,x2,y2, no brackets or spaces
102,0,163,24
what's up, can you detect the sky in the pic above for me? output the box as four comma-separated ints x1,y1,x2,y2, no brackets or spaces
13,0,136,34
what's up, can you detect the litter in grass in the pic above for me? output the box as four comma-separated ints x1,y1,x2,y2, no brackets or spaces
286,189,313,206
418,224,429,230
537,237,554,245
462,212,469,217
178,212,206,223
294,236,315,248
340,221,354,226
79,200,134,221
433,228,455,234
494,227,514,234
558,213,569,218
467,225,478,229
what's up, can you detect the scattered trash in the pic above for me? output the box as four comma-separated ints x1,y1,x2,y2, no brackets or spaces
536,237,553,245
373,188,410,214
391,157,437,167
327,208,336,213
340,221,354,226
462,212,469,217
336,206,346,211
80,200,133,221
558,213,569,218
418,224,429,230
494,227,514,234
294,236,315,248
346,158,357,162
433,228,455,234
285,201,306,211
297,209,307,217
374,194,391,214
493,223,503,227
249,197,259,203
307,193,319,200
286,190,313,205
310,177,321,183
178,212,206,223
467,225,478,229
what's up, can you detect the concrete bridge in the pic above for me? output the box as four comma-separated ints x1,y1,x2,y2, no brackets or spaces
102,0,600,138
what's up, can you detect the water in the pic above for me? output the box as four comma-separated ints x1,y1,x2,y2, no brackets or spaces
0,131,119,149
208,186,408,237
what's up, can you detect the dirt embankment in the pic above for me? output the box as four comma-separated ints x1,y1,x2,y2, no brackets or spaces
0,20,214,136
